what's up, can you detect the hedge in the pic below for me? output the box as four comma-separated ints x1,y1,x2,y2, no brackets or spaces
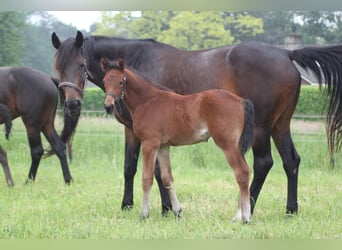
82,85,329,115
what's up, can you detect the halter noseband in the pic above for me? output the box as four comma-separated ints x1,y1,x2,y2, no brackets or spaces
58,82,84,97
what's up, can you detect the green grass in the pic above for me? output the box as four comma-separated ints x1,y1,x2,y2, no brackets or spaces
0,116,341,239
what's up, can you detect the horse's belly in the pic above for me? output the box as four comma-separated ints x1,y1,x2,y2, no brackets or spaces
170,127,211,146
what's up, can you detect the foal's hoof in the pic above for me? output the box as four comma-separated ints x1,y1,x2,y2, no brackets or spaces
173,208,182,218
140,213,149,221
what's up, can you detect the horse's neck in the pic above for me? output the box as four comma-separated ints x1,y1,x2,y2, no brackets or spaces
125,70,161,112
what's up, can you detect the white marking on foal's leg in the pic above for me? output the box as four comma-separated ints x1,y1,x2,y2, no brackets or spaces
140,187,151,220
166,184,182,217
232,208,242,222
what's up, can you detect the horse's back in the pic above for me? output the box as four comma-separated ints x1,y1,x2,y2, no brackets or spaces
0,67,58,122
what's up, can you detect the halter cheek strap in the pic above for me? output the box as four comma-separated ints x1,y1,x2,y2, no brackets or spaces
105,75,126,116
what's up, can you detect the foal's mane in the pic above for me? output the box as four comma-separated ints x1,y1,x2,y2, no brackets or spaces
106,61,173,92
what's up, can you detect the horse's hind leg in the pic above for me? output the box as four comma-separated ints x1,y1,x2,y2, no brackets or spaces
157,146,182,216
249,126,274,214
43,127,72,184
25,128,44,182
0,145,14,186
222,146,251,223
272,127,300,214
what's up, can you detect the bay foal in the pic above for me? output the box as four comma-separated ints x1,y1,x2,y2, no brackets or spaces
101,56,255,223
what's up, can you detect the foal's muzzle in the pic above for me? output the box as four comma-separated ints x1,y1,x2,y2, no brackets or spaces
104,103,115,114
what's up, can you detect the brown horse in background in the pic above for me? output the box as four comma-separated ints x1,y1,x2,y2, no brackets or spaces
51,31,342,216
0,66,73,185
101,56,255,222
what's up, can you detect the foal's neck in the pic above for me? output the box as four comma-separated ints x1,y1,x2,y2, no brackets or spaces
124,69,162,112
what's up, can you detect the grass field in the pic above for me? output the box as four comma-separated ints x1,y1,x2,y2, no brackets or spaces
0,115,341,239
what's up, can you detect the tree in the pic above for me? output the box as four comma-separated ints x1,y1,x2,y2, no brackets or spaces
159,12,235,50
20,11,88,74
0,11,26,66
94,11,264,50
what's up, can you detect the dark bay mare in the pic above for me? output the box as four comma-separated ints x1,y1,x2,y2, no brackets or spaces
0,66,73,185
101,56,255,222
51,31,342,216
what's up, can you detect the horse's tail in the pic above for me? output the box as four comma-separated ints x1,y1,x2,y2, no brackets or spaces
0,104,12,140
289,45,342,162
239,99,255,154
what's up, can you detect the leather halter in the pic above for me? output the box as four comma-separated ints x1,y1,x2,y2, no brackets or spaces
58,59,89,97
106,75,126,101
106,75,127,116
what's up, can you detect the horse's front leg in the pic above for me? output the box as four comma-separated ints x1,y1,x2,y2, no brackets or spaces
154,160,172,215
121,127,141,210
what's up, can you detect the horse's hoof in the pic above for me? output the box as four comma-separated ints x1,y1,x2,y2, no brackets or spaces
25,179,34,185
65,178,73,185
7,180,14,187
161,205,172,217
121,204,134,211
286,208,298,215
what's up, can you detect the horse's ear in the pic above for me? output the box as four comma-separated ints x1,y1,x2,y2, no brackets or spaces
75,30,84,48
100,57,109,72
51,32,61,49
117,56,126,71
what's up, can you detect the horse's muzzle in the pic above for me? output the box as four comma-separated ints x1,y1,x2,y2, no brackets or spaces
65,99,82,117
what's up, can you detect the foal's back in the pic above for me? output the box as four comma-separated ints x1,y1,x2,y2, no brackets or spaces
133,88,246,147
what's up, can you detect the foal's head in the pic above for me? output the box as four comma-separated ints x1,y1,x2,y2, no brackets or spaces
52,31,86,117
100,56,127,114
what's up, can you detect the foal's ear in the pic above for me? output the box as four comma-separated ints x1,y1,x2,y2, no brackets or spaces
100,57,110,72
51,32,61,49
117,56,126,71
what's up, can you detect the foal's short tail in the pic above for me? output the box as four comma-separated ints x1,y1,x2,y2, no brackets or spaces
239,99,255,154
0,104,12,140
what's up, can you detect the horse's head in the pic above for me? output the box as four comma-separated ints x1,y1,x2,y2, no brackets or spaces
51,31,86,117
100,56,126,115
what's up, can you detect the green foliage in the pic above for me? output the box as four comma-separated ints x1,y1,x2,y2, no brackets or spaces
83,88,105,111
0,11,25,66
94,11,263,49
295,86,328,115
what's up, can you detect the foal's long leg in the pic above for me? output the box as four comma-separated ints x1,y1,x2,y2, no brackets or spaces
42,127,73,184
0,144,14,186
272,128,300,214
140,141,159,219
157,146,182,216
224,147,251,223
249,126,274,214
25,127,44,182
122,128,172,213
